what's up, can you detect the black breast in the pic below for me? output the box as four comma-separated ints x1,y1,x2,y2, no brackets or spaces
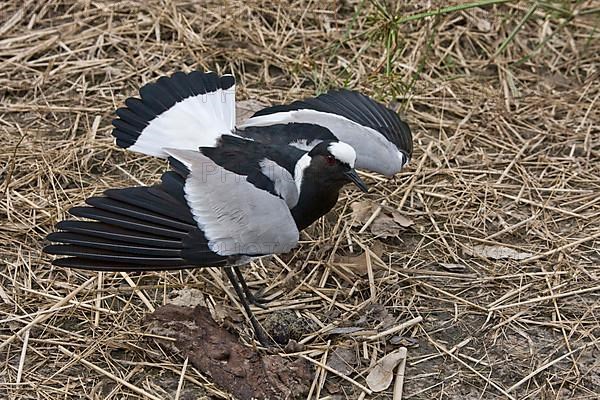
290,170,344,231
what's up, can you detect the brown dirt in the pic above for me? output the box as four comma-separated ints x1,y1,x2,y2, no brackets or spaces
146,304,312,399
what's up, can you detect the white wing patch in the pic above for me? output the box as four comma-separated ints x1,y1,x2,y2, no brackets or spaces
259,158,299,208
288,139,322,151
293,153,312,195
164,149,299,257
241,109,404,176
129,86,236,158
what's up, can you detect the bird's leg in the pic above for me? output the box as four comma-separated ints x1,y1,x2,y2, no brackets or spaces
233,265,269,308
224,267,270,346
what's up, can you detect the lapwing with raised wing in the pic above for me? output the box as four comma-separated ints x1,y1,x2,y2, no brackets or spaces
44,71,412,345
111,71,412,176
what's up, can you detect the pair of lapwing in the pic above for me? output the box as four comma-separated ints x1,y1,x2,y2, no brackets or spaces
44,71,413,345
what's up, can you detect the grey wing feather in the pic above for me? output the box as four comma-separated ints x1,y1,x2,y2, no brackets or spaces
240,89,412,176
165,149,299,256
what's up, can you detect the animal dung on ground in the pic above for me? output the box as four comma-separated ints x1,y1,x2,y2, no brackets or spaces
145,304,312,400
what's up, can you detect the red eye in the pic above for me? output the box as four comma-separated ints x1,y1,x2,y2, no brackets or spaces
326,155,336,166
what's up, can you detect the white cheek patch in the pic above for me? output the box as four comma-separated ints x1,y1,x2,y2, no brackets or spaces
328,142,356,167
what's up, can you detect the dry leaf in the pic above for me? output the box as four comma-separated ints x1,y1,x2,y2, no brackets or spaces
467,245,533,260
439,263,467,271
366,348,407,392
370,215,400,237
326,347,357,376
370,209,414,237
391,209,414,227
350,201,374,226
351,201,414,237
334,242,384,276
328,326,364,335
389,336,419,347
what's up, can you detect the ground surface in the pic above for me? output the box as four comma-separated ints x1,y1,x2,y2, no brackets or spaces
1,1,599,399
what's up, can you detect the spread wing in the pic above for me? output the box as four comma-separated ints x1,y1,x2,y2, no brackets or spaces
44,149,300,271
110,70,413,177
167,148,299,256
239,89,412,176
112,71,236,157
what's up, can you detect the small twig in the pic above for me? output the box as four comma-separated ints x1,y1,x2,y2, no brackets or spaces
58,346,163,400
174,357,189,400
496,191,587,220
16,329,29,384
366,316,423,341
490,285,600,311
365,247,376,300
392,347,408,400
523,230,600,263
301,354,373,395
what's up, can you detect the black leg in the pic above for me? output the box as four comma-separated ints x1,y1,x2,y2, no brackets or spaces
233,266,269,308
224,267,270,346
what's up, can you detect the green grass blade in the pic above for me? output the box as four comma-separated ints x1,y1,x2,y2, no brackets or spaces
493,2,538,58
397,0,514,24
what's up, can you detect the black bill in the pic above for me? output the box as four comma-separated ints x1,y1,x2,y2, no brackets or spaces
344,169,369,193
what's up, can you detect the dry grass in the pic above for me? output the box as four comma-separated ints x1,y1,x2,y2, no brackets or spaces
1,1,599,399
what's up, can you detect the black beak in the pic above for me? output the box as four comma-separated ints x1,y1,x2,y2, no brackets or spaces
344,169,369,193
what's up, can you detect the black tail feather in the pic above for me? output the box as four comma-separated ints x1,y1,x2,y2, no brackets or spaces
85,196,192,231
44,244,186,265
55,221,183,248
50,257,190,271
45,173,228,272
46,232,183,257
68,207,188,239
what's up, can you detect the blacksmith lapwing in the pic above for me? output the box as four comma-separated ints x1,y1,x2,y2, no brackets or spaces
44,71,412,345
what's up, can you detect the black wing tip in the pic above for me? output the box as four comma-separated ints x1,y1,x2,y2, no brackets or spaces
45,232,67,243
112,70,235,146
50,257,101,270
49,256,163,271
250,88,413,154
43,244,69,255
310,88,415,154
44,176,232,271
219,74,235,90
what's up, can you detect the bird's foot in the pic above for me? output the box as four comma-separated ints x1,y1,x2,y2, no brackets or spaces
246,290,270,309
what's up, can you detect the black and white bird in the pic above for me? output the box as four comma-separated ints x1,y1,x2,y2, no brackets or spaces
44,71,412,345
